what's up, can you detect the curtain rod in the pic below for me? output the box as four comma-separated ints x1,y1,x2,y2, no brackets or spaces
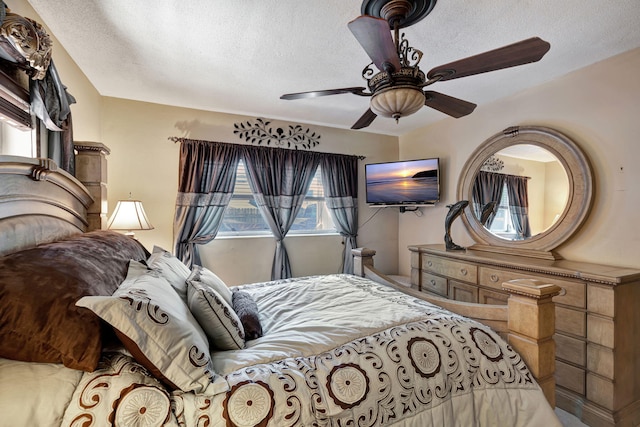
168,136,366,160
479,170,531,180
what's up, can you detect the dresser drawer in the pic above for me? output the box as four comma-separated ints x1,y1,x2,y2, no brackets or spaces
556,360,585,395
478,288,509,305
420,272,448,297
586,374,614,410
587,314,615,348
587,343,614,380
556,306,586,337
478,267,586,308
449,280,478,303
555,333,586,367
423,255,477,283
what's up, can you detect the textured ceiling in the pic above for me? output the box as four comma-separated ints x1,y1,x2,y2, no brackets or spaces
26,0,640,136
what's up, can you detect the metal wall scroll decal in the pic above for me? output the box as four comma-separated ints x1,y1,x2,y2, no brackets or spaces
481,155,504,172
233,118,320,150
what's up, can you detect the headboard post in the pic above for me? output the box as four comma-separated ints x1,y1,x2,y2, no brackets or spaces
74,142,110,231
502,279,561,407
352,247,376,277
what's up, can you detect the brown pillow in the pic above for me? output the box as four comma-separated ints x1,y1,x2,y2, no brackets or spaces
0,230,148,371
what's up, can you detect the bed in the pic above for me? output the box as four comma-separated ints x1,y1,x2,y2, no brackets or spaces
0,156,561,426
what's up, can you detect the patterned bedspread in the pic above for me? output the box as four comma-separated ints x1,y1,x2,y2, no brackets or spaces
0,274,560,427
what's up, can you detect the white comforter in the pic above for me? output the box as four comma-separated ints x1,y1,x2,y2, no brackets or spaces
0,274,561,427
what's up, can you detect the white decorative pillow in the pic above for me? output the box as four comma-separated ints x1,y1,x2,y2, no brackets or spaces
191,264,233,306
186,266,245,350
76,261,228,395
147,246,191,302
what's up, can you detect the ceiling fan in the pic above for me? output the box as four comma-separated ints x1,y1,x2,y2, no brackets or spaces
280,0,550,130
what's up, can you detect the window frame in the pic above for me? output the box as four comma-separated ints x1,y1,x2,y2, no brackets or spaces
217,160,337,238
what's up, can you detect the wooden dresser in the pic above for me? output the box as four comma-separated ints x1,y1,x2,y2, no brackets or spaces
409,244,640,427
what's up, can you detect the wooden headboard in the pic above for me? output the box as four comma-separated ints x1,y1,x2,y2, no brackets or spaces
0,155,93,256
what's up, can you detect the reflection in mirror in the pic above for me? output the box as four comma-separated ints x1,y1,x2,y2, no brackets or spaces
471,144,569,241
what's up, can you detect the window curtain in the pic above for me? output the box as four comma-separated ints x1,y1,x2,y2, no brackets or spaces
39,114,75,174
471,171,506,227
173,140,241,267
31,59,77,174
320,153,359,274
241,146,322,280
504,174,531,239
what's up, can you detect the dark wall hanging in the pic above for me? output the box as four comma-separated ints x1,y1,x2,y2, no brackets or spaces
233,118,320,150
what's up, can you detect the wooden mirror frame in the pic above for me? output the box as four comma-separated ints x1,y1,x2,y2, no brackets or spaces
457,126,593,260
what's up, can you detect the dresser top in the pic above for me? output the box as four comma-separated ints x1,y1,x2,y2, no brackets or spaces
409,244,640,285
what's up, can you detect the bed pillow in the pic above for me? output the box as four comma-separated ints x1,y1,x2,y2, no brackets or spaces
76,261,227,395
186,266,244,350
0,230,149,371
232,290,263,340
192,263,233,306
147,246,191,302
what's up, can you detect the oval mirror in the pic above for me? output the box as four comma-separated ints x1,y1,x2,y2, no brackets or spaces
457,126,593,260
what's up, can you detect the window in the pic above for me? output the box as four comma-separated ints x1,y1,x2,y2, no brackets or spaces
0,68,35,156
218,160,336,236
487,183,517,238
0,120,35,156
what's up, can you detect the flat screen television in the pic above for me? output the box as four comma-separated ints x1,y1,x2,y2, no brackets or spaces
365,158,440,206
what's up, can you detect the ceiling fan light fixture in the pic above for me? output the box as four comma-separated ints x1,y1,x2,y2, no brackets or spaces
370,85,425,121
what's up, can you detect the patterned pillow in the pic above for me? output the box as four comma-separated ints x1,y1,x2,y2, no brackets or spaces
232,290,263,340
76,261,228,395
147,246,191,302
186,266,245,350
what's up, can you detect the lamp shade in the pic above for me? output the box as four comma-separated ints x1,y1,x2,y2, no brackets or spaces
370,86,425,121
107,199,154,235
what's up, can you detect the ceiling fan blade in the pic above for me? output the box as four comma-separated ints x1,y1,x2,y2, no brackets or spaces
280,87,367,100
348,15,401,72
351,108,377,129
423,91,477,118
427,37,551,81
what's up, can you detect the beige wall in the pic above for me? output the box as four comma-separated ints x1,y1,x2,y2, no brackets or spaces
101,98,399,285
398,48,640,274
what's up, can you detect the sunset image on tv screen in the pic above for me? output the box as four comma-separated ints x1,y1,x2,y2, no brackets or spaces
366,158,439,204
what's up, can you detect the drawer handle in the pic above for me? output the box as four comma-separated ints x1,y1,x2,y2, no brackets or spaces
557,287,567,297
460,268,467,276
427,261,433,268
490,274,499,282
429,279,436,286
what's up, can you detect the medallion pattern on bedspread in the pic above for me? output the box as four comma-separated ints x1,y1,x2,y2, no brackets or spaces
174,307,534,426
62,352,173,426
